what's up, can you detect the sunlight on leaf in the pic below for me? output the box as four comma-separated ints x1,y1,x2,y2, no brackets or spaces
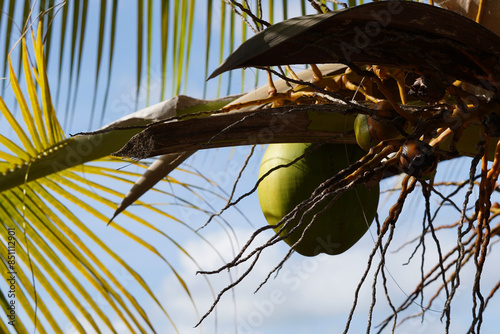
0,20,229,333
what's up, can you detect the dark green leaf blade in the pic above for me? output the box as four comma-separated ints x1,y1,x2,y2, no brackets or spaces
208,2,500,90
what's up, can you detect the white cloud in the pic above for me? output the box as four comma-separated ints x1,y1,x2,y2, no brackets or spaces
147,225,447,333
144,177,500,334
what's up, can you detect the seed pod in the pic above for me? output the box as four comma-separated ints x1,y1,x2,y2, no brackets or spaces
354,102,405,151
399,140,438,179
354,114,378,151
258,143,380,256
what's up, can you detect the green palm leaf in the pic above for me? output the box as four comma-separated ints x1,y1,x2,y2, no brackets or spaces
0,24,234,332
2,0,348,131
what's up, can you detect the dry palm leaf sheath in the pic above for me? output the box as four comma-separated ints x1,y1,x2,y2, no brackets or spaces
114,2,500,331
116,1,500,160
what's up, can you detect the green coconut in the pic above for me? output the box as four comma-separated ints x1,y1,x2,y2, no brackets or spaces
354,113,404,151
258,143,379,256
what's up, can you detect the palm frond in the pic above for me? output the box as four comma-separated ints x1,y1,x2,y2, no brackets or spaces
2,0,363,132
0,23,231,333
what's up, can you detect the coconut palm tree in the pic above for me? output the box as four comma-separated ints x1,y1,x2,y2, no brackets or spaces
2,0,500,333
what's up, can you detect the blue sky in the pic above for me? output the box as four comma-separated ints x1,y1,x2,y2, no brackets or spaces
2,0,500,333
